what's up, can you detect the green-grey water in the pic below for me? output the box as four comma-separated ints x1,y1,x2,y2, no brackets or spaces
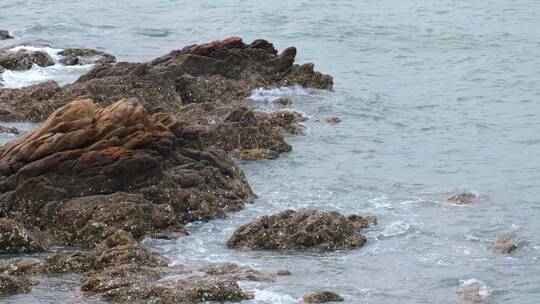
1,1,540,303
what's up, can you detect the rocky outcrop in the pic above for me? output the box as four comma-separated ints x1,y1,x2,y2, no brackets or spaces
0,37,332,122
0,98,254,247
227,209,376,251
0,218,46,253
0,50,54,71
302,291,344,303
0,30,13,40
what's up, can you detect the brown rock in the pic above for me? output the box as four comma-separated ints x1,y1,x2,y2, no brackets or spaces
227,209,374,251
0,218,46,254
0,99,254,247
36,252,95,274
199,262,275,282
302,291,344,303
448,192,485,205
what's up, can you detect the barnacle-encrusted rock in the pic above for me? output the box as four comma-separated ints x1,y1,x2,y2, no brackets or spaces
302,291,344,303
0,50,54,71
228,209,375,251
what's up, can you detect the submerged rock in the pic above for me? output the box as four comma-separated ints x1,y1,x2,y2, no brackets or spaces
273,97,292,105
58,48,116,66
0,98,253,247
0,218,46,254
227,209,375,251
457,280,490,304
276,269,291,276
0,125,19,135
0,37,332,122
0,50,54,71
325,116,342,124
302,291,344,303
495,233,518,254
448,192,486,205
0,30,13,40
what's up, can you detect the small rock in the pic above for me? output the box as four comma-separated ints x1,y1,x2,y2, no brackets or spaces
230,148,279,161
0,218,46,254
457,281,490,304
495,233,518,254
58,48,116,66
0,30,13,40
448,191,486,205
276,269,291,276
0,125,19,134
302,291,344,303
325,116,342,124
273,97,292,105
36,252,95,274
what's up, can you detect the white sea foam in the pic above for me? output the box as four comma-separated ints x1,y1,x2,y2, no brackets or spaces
249,85,311,102
0,45,94,88
251,289,299,304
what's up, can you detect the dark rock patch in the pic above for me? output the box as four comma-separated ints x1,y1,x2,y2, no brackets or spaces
0,30,13,40
0,125,19,135
58,48,116,66
325,116,342,124
0,50,54,71
0,218,46,254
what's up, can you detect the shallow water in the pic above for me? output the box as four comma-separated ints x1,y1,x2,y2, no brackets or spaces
2,0,540,303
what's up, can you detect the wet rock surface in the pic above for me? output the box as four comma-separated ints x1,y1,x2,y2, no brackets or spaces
0,50,55,71
0,274,32,295
448,192,486,205
227,209,375,251
0,37,332,122
302,291,344,303
325,116,342,124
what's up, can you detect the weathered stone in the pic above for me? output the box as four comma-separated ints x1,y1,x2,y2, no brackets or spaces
302,291,344,303
276,269,291,276
228,209,374,251
0,218,46,254
199,262,275,282
35,252,95,275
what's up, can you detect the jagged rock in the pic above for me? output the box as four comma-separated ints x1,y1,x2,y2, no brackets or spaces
0,258,40,276
302,291,344,303
0,125,19,135
0,218,46,254
0,37,332,122
199,262,275,282
58,48,116,66
0,50,54,71
227,209,375,251
325,116,342,124
0,30,13,40
495,233,518,254
36,252,95,274
0,99,254,247
0,274,32,295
